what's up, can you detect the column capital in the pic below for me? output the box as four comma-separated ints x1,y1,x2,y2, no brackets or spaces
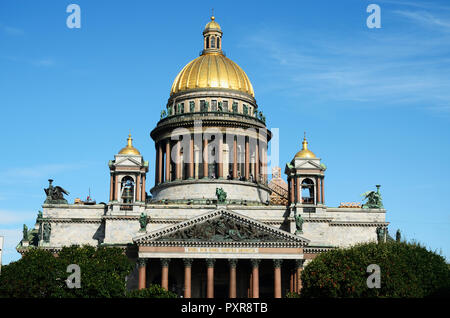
160,258,171,267
228,259,238,268
294,259,305,269
205,258,216,267
183,258,194,267
251,259,261,268
137,258,147,267
273,259,283,268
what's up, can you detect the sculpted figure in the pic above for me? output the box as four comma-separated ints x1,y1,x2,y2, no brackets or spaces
44,179,69,204
362,185,384,209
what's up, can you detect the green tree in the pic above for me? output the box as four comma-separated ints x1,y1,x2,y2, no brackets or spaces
127,285,177,298
0,249,65,298
57,245,133,298
300,241,450,298
0,245,133,298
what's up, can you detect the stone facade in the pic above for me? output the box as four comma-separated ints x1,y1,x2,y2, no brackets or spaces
17,16,389,298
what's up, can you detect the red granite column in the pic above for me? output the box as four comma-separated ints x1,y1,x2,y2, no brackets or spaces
233,136,238,179
228,259,238,298
114,175,119,201
183,258,193,298
263,142,267,183
251,259,260,298
138,259,146,290
141,175,146,202
294,270,298,293
295,259,304,294
218,135,223,179
189,135,194,179
161,258,170,290
203,138,209,178
321,177,325,204
109,174,113,201
249,271,253,298
255,140,259,182
274,260,282,298
290,269,294,293
289,178,295,204
158,142,163,184
296,176,301,204
165,140,170,182
206,259,215,298
245,138,250,180
136,174,141,202
175,141,181,180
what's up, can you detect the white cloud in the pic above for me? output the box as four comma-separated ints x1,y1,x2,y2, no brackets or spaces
394,10,450,30
240,22,450,112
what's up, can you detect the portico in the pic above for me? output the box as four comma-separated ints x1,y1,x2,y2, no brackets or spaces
133,209,309,298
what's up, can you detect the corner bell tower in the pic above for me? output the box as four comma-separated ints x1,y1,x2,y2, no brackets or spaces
285,135,326,211
108,134,149,205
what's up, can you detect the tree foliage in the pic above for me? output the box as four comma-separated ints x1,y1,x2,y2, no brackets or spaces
127,285,177,298
0,245,133,298
300,241,450,298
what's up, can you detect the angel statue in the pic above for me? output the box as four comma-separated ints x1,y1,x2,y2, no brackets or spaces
44,179,69,204
361,185,383,209
216,188,227,203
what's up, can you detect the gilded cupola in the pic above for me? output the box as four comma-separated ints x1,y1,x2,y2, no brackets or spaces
170,16,255,98
118,134,141,155
294,135,317,159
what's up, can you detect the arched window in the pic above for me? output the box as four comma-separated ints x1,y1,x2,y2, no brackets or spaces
121,176,135,204
217,37,220,49
211,37,215,48
206,36,210,49
301,178,315,204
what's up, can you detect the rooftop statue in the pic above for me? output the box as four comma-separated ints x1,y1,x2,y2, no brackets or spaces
361,185,384,209
22,224,28,241
376,226,386,243
43,222,51,243
44,179,69,204
294,211,304,234
216,188,227,203
139,212,148,232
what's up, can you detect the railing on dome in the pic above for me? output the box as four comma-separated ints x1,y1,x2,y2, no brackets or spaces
199,50,226,56
159,111,266,126
120,204,133,211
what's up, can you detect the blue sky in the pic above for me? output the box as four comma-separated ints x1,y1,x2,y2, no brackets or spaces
0,0,449,265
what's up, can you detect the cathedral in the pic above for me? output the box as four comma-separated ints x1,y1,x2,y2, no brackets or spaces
17,16,388,298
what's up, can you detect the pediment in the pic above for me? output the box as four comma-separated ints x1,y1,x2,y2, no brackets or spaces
115,157,141,167
134,209,309,246
296,160,322,169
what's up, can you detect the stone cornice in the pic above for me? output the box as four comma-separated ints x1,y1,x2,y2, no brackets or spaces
134,209,310,247
329,221,390,227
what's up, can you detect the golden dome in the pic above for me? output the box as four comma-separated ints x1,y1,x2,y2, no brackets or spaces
171,53,254,97
118,134,141,155
294,136,317,159
204,16,221,31
170,16,255,97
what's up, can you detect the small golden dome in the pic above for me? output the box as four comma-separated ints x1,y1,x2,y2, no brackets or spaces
171,53,254,97
119,134,141,155
204,16,221,31
294,136,317,159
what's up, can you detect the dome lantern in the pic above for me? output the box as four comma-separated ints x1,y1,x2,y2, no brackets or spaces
202,15,223,54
